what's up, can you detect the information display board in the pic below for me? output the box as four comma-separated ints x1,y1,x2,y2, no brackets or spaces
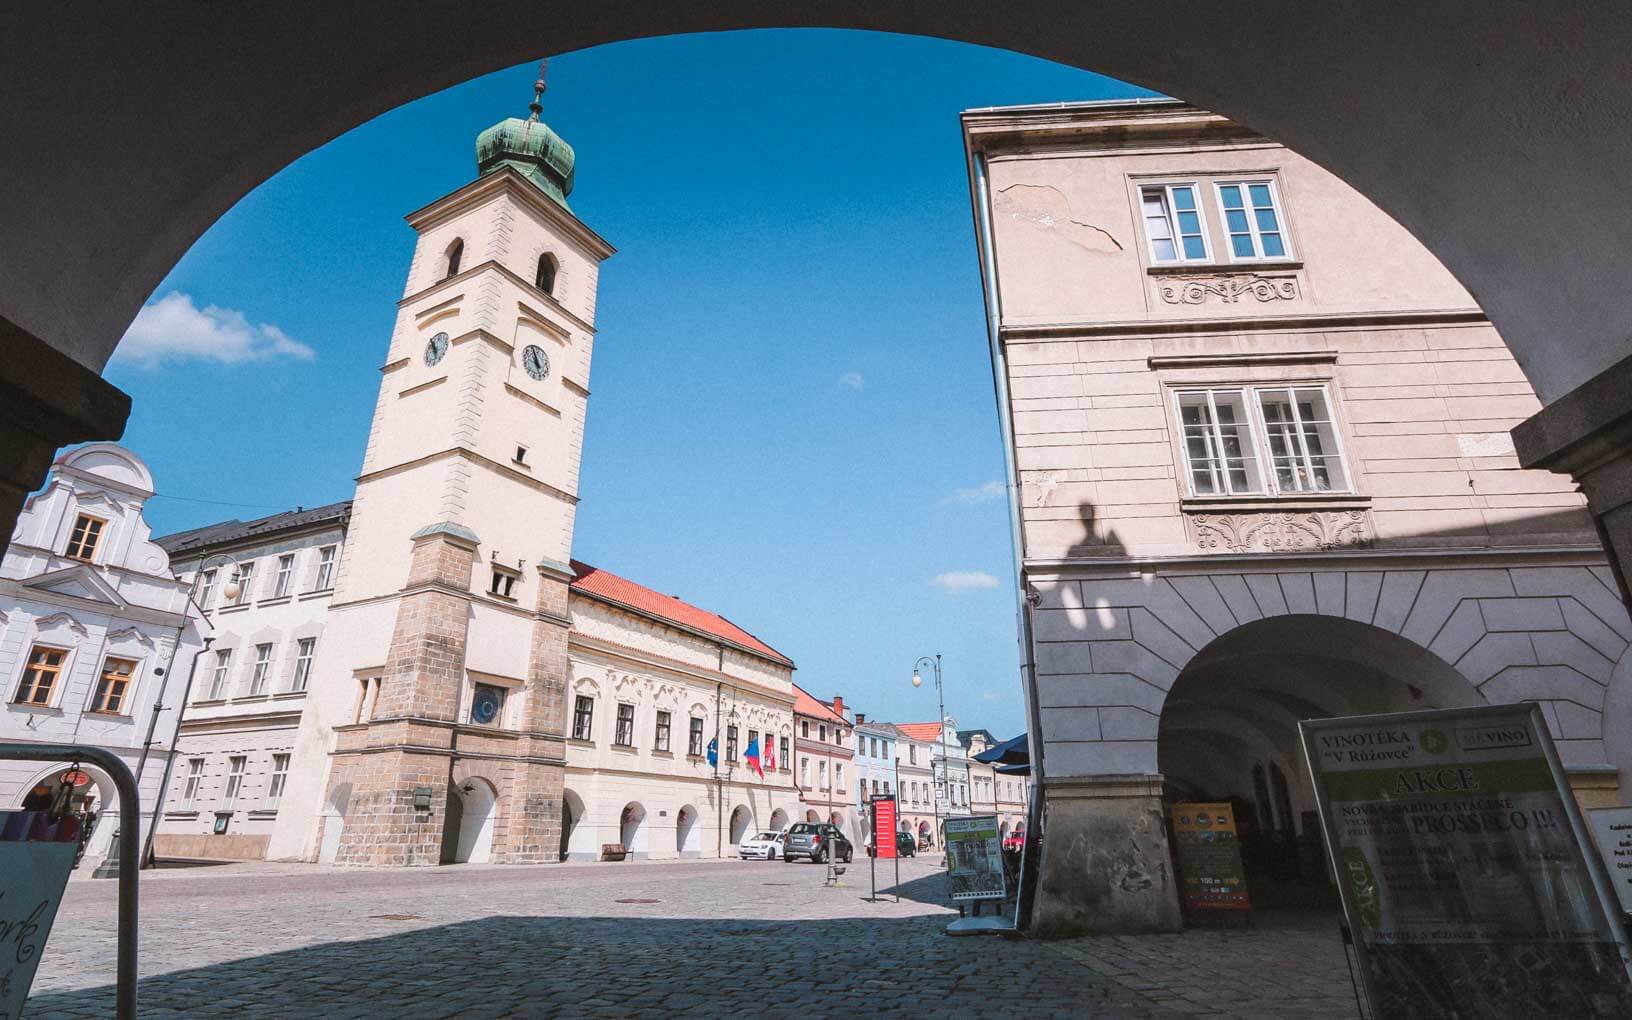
945,815,1004,901
1,811,81,1018
1301,704,1632,1018
1587,807,1632,915
870,795,897,860
1170,802,1250,912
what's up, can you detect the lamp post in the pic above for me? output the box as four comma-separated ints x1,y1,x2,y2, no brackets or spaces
911,654,946,857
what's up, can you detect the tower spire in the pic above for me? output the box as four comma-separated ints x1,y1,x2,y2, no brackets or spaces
527,58,547,123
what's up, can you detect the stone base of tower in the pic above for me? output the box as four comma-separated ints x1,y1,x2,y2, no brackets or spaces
1029,776,1183,936
325,725,455,867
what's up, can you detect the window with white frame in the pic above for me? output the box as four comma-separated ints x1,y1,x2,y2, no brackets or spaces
224,756,246,806
14,645,67,706
655,710,671,752
313,545,337,590
289,638,316,692
1216,181,1289,261
207,649,233,700
688,715,704,756
64,513,106,562
572,695,594,740
250,643,273,696
1140,183,1209,263
232,562,255,604
181,758,204,807
272,554,295,597
1174,385,1348,496
268,753,290,806
614,702,635,747
196,569,218,610
92,656,137,713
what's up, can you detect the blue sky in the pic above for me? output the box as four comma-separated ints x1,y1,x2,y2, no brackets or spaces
105,30,1150,737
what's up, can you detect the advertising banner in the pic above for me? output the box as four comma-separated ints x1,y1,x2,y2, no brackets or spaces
870,795,897,860
1,812,81,1018
1301,704,1632,1018
1170,802,1250,912
945,815,1004,901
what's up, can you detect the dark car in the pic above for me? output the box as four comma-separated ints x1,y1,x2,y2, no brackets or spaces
783,822,853,863
863,830,918,858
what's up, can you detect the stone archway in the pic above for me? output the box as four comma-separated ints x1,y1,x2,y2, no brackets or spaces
620,802,647,858
14,763,118,868
560,789,593,862
728,805,753,847
441,778,497,864
675,804,701,858
768,808,789,831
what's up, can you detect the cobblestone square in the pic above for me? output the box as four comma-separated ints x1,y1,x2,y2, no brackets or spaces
25,858,1362,1018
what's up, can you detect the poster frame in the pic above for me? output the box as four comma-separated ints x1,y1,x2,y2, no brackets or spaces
944,814,1006,902
1299,702,1632,1009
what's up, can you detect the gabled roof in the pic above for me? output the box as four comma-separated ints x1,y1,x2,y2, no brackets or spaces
792,683,848,726
21,564,130,610
569,560,793,668
154,501,352,556
893,721,948,743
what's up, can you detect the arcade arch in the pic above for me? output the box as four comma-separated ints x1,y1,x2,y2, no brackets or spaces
728,805,753,846
675,804,701,857
620,802,647,857
440,778,497,864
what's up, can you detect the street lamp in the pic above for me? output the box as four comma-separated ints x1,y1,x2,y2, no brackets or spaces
912,654,947,857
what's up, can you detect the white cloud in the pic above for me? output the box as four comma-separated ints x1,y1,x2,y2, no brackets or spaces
930,570,1001,593
982,689,1005,703
114,291,316,368
838,371,865,391
946,480,1005,504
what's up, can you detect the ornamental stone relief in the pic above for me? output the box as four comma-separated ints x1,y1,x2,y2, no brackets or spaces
1192,509,1372,553
1157,274,1299,305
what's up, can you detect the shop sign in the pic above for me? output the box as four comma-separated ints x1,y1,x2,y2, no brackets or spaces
870,795,897,859
945,815,1004,901
1587,806,1632,915
1301,704,1632,1018
1170,801,1250,911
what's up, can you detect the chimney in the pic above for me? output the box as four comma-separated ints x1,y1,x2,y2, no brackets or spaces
855,712,866,724
832,695,845,717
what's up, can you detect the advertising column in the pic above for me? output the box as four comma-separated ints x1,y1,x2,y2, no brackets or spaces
1301,704,1632,1018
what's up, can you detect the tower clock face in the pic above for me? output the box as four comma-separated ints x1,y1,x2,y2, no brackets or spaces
522,344,550,381
423,332,449,367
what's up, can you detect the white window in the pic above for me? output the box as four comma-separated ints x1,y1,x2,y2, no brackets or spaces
268,753,290,805
818,759,828,789
272,554,295,597
290,638,316,692
232,561,255,604
181,758,204,807
313,545,337,590
1174,385,1348,496
250,643,273,696
800,757,810,787
224,756,246,805
208,649,233,700
836,763,844,789
1141,183,1208,263
1215,180,1289,261
196,569,218,610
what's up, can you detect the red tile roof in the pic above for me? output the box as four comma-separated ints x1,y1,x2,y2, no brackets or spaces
569,560,793,667
792,683,848,725
893,722,947,743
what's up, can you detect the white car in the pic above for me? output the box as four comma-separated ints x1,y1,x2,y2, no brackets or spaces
738,830,786,860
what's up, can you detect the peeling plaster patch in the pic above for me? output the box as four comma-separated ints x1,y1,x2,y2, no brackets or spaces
996,184,1124,253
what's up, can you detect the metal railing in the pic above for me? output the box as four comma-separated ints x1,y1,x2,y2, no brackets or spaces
1,742,139,1019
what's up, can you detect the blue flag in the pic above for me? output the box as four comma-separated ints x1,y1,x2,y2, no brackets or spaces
706,737,718,768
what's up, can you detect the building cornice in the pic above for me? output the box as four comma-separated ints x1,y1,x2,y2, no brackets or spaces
1024,544,1611,581
354,446,578,506
399,258,598,337
567,632,796,708
570,587,795,671
0,577,189,630
1001,308,1488,344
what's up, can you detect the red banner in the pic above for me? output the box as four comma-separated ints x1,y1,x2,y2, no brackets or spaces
872,795,897,859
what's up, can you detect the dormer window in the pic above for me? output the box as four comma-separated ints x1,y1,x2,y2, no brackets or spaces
65,513,105,562
444,238,464,278
489,566,518,600
535,253,558,295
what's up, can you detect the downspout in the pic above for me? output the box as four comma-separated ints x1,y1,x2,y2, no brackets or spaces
967,136,1048,930
713,670,723,859
142,632,210,867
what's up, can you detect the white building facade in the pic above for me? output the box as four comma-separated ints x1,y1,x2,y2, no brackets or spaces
1,444,206,869
852,716,897,839
152,502,350,861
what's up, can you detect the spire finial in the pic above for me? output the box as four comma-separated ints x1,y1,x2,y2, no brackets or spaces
527,58,547,122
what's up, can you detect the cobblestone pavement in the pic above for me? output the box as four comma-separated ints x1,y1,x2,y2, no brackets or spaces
25,858,1361,1018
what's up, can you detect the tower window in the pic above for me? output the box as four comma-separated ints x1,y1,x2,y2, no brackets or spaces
65,513,106,562
535,253,558,295
444,238,464,278
489,566,518,600
513,444,529,466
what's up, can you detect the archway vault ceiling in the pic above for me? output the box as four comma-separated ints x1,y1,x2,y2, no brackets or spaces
4,2,1632,403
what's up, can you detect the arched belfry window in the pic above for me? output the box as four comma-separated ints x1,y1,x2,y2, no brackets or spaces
444,238,464,278
536,253,558,295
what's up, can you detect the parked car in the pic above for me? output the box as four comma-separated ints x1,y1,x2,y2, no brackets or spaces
864,831,917,858
738,830,786,861
1003,831,1025,852
783,822,853,863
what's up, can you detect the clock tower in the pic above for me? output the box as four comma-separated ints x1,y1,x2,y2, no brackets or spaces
267,70,615,865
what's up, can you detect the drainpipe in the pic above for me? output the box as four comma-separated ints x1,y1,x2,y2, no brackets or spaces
968,141,1048,930
714,674,723,859
142,633,211,867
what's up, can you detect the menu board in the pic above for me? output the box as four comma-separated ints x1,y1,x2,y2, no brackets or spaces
1170,802,1250,911
945,816,1004,901
1301,704,1632,1018
1,812,82,1019
870,795,897,860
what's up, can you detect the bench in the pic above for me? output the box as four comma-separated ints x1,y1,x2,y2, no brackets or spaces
600,843,627,862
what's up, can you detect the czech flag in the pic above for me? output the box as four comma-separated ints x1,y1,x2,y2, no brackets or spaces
744,736,764,778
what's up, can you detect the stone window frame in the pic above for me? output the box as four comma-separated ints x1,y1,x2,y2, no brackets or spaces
13,641,72,709
1153,354,1372,511
63,511,108,563
613,701,636,748
1212,178,1293,264
687,713,705,757
89,654,140,715
571,693,596,742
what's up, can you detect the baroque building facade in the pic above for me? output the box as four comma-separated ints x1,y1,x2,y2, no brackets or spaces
964,100,1632,935
792,688,857,841
1,444,206,869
